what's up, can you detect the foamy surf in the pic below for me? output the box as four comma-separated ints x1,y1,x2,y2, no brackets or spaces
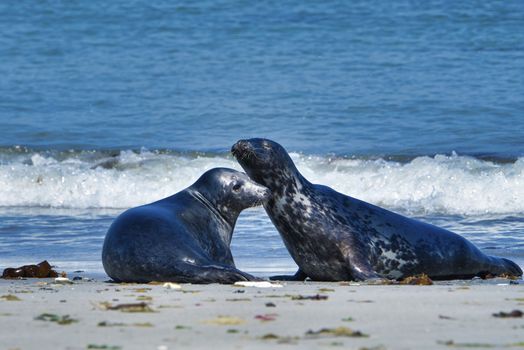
0,148,522,215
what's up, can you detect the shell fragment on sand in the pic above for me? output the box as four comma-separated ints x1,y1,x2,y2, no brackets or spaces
203,316,246,325
54,277,73,285
234,281,283,288
163,282,182,290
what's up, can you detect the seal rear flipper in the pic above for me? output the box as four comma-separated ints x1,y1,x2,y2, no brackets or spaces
269,269,308,281
500,258,523,277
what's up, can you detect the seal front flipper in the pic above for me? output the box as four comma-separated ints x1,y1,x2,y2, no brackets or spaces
173,263,260,284
269,269,308,281
348,260,380,281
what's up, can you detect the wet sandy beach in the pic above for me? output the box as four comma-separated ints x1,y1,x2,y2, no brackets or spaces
1,277,524,350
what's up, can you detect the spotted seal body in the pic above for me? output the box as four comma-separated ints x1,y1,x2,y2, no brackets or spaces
102,168,270,283
232,138,522,281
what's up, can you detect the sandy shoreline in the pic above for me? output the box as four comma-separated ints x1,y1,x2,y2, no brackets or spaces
1,277,523,350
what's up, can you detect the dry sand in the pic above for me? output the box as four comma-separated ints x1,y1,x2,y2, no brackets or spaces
1,277,524,350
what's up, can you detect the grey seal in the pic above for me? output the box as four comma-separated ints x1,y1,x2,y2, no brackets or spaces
102,168,270,283
232,138,523,281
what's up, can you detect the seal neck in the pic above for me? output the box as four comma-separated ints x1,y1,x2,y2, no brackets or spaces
283,172,311,192
294,172,311,188
189,190,234,229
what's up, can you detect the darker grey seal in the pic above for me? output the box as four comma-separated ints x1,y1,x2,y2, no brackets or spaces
232,138,523,281
102,168,270,284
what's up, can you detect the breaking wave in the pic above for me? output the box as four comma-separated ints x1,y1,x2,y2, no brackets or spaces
0,147,523,215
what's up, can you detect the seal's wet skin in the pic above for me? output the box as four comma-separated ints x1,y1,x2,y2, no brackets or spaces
102,168,270,283
232,138,523,281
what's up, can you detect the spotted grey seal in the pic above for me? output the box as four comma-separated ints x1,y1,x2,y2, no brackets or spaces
102,168,270,283
232,138,523,281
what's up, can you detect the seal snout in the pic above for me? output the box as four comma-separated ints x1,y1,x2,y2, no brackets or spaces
231,140,251,159
260,187,272,202
250,186,271,208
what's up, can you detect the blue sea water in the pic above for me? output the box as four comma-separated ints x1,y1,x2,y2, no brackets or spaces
0,1,523,277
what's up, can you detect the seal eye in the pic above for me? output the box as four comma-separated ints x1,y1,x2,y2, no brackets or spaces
232,184,241,192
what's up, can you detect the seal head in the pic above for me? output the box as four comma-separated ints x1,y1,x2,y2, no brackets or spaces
232,139,304,196
190,167,271,228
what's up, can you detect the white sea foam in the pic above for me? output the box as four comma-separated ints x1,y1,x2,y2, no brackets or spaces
0,150,523,215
